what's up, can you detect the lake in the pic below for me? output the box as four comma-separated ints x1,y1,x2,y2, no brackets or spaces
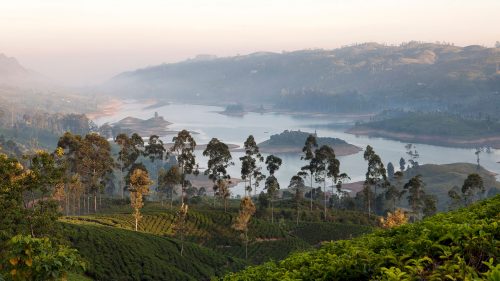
95,100,500,196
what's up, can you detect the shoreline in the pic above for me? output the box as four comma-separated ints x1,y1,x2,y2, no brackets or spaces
86,99,124,120
347,127,500,149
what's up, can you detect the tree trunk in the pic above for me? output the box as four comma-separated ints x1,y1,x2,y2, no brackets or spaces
310,175,313,211
271,198,274,224
94,192,97,213
324,179,327,221
296,203,299,226
245,229,248,260
135,216,138,231
170,188,174,209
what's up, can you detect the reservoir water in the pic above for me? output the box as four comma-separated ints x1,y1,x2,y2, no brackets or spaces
95,101,500,196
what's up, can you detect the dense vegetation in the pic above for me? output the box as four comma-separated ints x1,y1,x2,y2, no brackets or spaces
222,195,500,280
1,126,499,280
262,130,348,147
63,223,243,281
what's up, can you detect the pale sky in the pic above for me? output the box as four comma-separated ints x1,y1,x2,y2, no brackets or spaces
1,0,499,86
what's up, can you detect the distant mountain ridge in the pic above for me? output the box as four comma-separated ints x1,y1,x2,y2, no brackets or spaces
104,42,500,116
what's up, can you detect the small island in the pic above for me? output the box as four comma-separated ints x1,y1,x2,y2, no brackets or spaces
255,130,361,156
218,104,246,116
347,111,500,148
110,112,174,136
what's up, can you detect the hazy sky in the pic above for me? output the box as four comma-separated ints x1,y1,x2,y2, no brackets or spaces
1,0,499,86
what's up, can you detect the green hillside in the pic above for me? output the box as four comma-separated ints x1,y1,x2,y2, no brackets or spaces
401,163,500,210
63,223,244,281
221,195,500,280
62,204,374,269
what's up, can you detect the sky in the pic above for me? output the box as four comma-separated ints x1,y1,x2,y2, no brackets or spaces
1,0,499,86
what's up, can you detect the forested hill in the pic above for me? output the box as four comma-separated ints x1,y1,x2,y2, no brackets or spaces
104,42,500,115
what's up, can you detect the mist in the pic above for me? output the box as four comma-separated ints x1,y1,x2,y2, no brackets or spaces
1,0,500,86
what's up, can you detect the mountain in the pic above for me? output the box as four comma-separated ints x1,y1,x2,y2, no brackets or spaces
104,42,500,116
0,53,47,86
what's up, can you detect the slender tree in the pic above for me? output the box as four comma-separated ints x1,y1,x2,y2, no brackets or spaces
363,145,388,217
288,175,305,225
399,157,406,172
265,155,282,224
144,135,167,194
129,169,152,231
203,138,234,211
158,166,182,209
232,196,256,260
115,133,144,198
314,145,339,220
404,175,426,220
301,134,318,211
239,135,264,196
173,203,189,256
387,162,395,179
170,130,197,204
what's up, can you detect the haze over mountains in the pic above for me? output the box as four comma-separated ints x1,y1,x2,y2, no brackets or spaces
104,42,500,115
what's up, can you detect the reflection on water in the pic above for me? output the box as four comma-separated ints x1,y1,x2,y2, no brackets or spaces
95,101,500,195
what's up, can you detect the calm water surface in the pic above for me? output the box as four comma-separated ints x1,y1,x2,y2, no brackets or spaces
95,101,500,195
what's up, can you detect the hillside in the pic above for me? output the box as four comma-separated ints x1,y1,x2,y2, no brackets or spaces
63,223,244,281
255,130,361,156
221,195,500,280
348,111,500,148
60,202,374,280
104,42,500,116
400,163,500,211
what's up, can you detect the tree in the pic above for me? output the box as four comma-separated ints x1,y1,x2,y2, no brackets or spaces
115,133,144,198
379,209,408,229
422,195,437,218
448,186,463,210
314,145,340,220
158,166,181,209
232,196,256,260
300,134,318,211
239,135,264,196
288,175,304,225
173,203,189,256
144,135,167,192
170,130,197,205
203,138,234,211
404,175,426,220
363,145,388,217
474,148,483,170
387,162,395,179
461,173,484,205
2,235,86,281
399,157,406,172
77,133,114,213
129,169,152,231
385,171,406,212
265,155,282,224
405,144,419,172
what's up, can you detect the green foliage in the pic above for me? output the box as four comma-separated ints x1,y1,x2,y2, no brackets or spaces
222,195,500,280
1,235,85,281
63,224,243,281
